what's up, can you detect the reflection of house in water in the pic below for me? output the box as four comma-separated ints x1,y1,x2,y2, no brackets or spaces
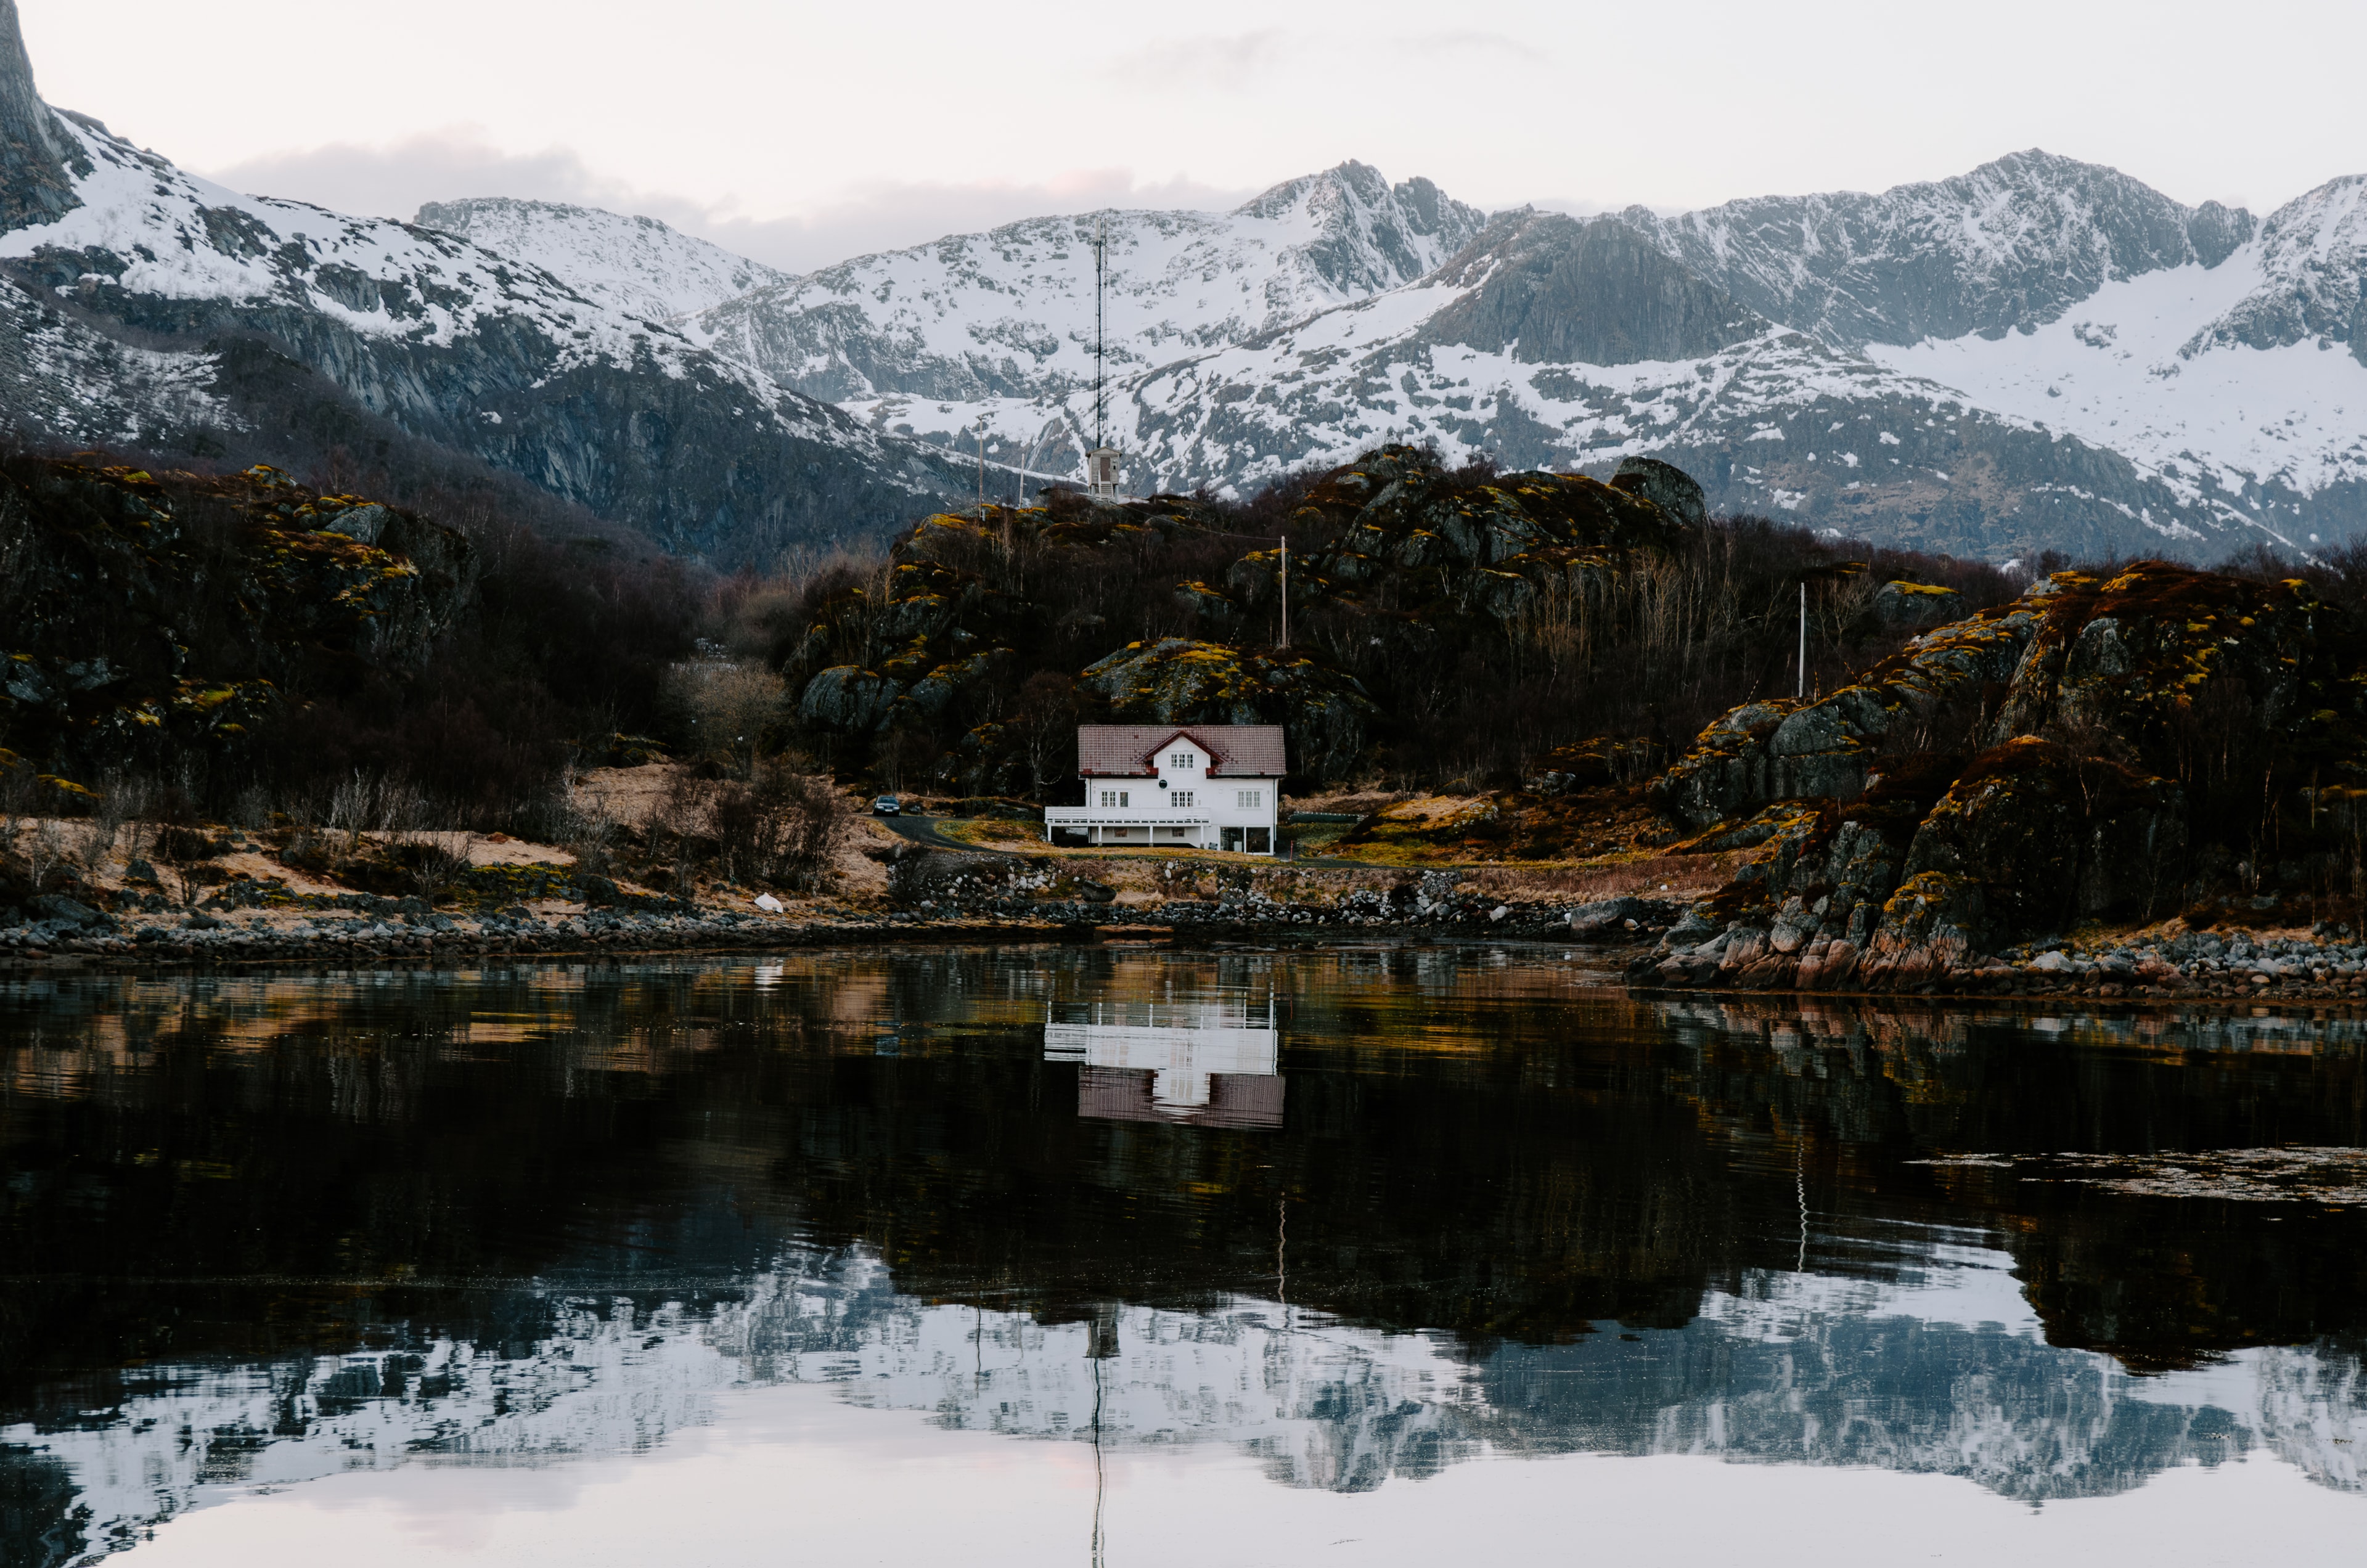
1044,998,1283,1128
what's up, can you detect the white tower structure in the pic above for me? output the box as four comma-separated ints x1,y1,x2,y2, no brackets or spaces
1085,214,1121,501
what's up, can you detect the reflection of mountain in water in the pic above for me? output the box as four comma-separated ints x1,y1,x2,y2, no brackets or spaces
6,951,2367,1561
1044,997,1283,1129
9,1239,2365,1560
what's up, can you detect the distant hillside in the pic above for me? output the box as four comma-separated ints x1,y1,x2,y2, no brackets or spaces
0,0,968,565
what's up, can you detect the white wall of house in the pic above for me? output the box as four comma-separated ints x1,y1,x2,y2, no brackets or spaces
1048,733,1281,854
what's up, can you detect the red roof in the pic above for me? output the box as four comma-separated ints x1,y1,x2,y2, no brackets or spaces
1076,724,1286,777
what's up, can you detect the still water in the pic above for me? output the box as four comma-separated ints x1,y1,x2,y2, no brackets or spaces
2,944,2363,1566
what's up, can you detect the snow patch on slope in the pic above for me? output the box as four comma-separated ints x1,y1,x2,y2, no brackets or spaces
1871,252,2367,506
1865,258,2367,499
0,115,955,478
414,197,791,324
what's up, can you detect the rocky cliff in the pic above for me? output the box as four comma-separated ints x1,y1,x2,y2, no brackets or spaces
1635,560,2367,987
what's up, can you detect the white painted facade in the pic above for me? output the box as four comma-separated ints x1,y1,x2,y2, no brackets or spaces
1044,727,1282,854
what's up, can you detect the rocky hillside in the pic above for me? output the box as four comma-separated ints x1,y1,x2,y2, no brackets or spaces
768,445,2014,796
0,456,472,779
1632,560,2367,987
0,1,968,565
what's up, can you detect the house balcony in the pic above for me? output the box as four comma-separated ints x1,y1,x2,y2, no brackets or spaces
1040,808,1275,854
1043,808,1212,828
1042,807,1212,847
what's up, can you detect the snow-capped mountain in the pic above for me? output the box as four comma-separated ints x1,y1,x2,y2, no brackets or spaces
688,161,1486,404
726,150,2365,555
415,196,792,324
1619,150,2257,351
0,0,966,562
829,203,2283,555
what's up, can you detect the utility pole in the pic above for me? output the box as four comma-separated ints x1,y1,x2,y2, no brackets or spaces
1797,581,1807,699
1280,536,1290,649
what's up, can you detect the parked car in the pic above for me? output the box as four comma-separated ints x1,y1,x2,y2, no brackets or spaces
872,794,902,816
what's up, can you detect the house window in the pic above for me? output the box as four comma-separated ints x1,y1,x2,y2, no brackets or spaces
1171,751,1196,769
1247,828,1271,854
1221,827,1245,852
1236,790,1262,808
1098,790,1129,808
1171,791,1193,807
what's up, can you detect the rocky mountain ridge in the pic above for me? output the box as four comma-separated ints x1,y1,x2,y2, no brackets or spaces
0,0,970,564
1619,150,2259,350
559,152,2356,559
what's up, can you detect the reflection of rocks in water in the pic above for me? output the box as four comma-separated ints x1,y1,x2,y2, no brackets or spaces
1985,1147,2367,1204
0,1444,85,1568
1,1296,743,1564
2257,1339,2367,1490
1650,994,2367,1368
1478,1275,2257,1505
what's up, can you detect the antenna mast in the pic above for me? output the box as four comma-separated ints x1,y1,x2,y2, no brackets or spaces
1093,213,1106,451
1084,215,1120,500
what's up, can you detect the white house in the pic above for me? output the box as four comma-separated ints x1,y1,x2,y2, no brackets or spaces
1044,724,1285,853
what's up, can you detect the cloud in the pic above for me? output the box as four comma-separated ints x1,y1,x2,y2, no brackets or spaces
199,131,1260,274
1108,30,1293,85
1402,30,1528,58
203,128,634,226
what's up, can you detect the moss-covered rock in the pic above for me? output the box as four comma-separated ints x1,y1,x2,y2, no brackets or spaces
1248,444,1691,662
1079,638,1377,779
1871,579,1966,630
0,457,470,777
1640,560,2367,978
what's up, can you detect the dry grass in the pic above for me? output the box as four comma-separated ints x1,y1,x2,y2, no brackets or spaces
1373,796,1495,827
1286,789,1417,816
1461,852,1740,903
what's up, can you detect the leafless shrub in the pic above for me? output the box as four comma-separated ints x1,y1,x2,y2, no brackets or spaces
664,658,788,777
328,771,425,851
89,773,155,870
145,786,213,907
399,831,477,905
19,819,70,892
228,783,273,832
565,807,621,881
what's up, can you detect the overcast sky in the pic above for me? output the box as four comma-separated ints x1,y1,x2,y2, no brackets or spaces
27,1,2367,272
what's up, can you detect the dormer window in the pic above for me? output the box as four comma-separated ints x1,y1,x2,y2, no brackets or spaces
1170,751,1196,770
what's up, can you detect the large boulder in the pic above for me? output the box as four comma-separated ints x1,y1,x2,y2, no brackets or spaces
1079,638,1377,779
1902,738,2187,933
798,666,903,732
1870,579,1965,630
1611,456,1709,528
1652,593,2043,828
